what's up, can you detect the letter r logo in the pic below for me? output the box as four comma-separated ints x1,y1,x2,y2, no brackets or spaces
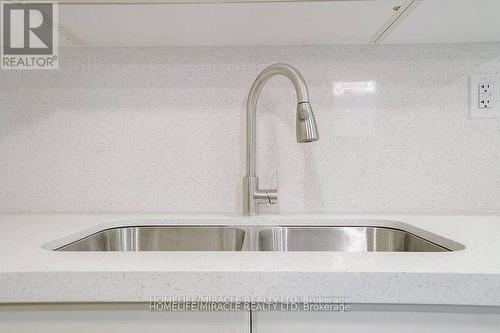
2,2,53,55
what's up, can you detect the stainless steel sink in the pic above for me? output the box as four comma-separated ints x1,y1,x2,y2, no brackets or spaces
258,226,453,252
51,220,464,252
56,227,245,251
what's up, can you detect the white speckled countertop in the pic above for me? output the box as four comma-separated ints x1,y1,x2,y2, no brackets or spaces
1,213,500,306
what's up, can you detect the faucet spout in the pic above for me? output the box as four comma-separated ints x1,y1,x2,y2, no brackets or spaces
243,63,319,215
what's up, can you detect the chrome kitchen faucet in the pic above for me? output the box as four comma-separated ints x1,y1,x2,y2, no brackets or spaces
242,63,319,215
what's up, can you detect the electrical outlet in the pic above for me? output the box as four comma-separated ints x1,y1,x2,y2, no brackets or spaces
470,74,500,118
479,98,492,109
479,94,492,109
479,83,492,94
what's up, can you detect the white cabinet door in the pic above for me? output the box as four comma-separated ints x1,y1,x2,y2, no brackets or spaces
253,305,500,333
384,0,500,44
57,1,399,47
0,304,249,333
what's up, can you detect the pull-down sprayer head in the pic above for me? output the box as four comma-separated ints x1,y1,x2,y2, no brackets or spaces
296,101,319,143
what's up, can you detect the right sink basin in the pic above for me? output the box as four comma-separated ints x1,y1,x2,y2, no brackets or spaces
258,226,463,252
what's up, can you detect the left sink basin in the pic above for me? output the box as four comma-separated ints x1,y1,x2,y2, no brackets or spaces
56,226,246,251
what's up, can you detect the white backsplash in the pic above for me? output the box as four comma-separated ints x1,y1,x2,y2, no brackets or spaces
1,43,500,214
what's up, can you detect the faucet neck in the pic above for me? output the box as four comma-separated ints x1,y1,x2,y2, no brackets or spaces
245,63,310,177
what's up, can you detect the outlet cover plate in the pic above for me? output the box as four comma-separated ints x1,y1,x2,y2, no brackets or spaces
469,74,500,119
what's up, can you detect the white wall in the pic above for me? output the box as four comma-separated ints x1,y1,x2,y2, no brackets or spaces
1,43,499,214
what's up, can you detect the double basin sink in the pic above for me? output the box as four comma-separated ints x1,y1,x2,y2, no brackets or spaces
53,220,464,252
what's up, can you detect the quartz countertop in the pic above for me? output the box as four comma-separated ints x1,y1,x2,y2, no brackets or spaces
1,213,499,305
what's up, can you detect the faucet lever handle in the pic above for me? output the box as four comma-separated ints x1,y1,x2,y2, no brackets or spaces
266,188,278,205
254,170,278,205
264,170,278,204
254,188,278,205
